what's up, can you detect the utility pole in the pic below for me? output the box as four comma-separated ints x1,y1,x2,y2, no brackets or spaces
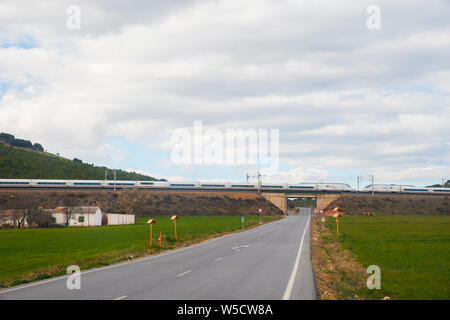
370,175,374,196
246,173,250,183
357,176,361,193
257,171,262,195
247,171,265,195
442,178,446,188
114,170,116,191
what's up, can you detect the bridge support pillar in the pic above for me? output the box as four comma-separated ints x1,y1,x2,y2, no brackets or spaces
316,194,342,211
261,193,288,215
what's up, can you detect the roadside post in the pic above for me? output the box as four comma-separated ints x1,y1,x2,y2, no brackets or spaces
336,217,339,236
159,231,162,248
241,216,245,229
258,208,262,224
146,219,156,248
333,213,341,236
170,215,178,241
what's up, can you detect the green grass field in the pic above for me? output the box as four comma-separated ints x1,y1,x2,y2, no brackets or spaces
0,215,280,287
325,215,450,299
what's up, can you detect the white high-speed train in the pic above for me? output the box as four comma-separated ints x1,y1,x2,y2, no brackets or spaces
361,184,450,194
0,179,449,194
0,179,353,192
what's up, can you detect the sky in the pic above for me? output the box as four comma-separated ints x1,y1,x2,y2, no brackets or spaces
0,0,449,187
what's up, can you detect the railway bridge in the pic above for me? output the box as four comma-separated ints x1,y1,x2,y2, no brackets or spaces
261,190,342,214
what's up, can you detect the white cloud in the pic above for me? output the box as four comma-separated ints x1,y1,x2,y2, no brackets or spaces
0,0,449,183
371,166,450,183
263,167,330,184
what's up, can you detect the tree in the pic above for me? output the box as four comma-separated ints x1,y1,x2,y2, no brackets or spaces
11,138,33,149
11,193,41,228
427,180,450,188
27,208,53,228
33,143,44,152
10,210,28,228
73,158,83,163
0,132,15,144
61,197,80,226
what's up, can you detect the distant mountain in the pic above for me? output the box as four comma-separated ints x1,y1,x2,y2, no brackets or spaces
0,134,162,181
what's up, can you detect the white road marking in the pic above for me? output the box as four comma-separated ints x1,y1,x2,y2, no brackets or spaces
214,257,223,262
177,270,192,277
114,295,127,300
282,215,311,300
233,244,251,250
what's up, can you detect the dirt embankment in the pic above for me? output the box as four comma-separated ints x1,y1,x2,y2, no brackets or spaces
327,193,450,215
0,189,283,216
310,216,367,299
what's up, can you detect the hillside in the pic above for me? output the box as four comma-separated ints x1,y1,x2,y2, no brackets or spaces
0,190,284,216
327,193,450,215
0,142,160,181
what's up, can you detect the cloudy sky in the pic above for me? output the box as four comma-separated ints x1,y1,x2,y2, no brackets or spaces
0,0,449,187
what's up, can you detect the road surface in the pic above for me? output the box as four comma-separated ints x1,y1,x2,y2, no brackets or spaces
0,213,316,300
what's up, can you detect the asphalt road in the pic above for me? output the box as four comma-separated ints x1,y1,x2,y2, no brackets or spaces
0,213,316,300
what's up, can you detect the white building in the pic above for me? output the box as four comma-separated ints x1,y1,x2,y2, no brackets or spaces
52,206,102,226
1,207,135,228
51,206,135,227
105,213,135,225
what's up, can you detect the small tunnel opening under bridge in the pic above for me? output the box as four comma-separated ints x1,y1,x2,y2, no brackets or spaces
261,192,343,215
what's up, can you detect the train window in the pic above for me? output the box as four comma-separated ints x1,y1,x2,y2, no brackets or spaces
0,181,30,184
201,184,225,187
37,182,66,185
262,185,283,188
170,184,195,187
289,186,314,189
231,185,255,188
74,182,101,185
140,182,155,185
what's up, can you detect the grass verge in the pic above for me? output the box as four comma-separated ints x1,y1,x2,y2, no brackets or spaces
311,215,450,299
310,215,368,299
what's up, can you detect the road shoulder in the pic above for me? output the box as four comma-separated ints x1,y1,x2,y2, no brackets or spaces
309,215,366,300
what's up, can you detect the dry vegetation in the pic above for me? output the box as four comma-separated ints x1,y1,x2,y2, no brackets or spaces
0,189,283,216
328,193,450,215
310,215,367,299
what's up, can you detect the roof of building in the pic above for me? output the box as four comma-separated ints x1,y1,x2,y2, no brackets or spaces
52,206,101,214
53,207,67,213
